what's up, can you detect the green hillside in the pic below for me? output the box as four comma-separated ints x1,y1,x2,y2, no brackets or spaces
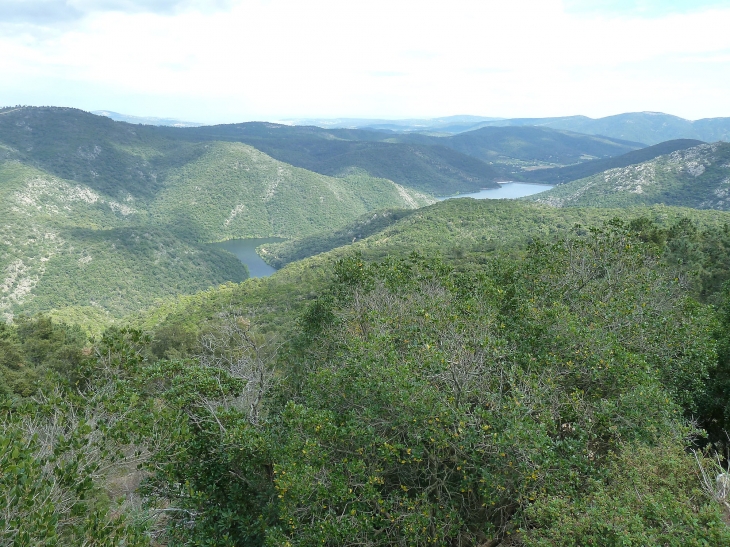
463,111,730,145
141,199,730,345
149,142,433,241
0,161,247,326
417,125,643,169
158,120,646,190
161,122,506,195
522,139,704,184
7,194,730,545
0,108,436,325
528,142,730,209
259,198,730,272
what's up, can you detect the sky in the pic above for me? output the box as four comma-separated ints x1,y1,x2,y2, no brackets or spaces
1,0,729,123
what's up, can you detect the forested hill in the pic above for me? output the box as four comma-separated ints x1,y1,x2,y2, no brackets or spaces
475,111,730,146
257,198,730,277
128,118,507,196
332,111,730,144
528,142,730,209
6,185,730,544
401,125,643,166
0,107,433,325
0,106,191,199
163,121,644,180
522,139,704,185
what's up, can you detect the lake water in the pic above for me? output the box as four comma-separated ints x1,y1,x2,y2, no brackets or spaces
215,183,553,278
213,237,286,278
439,182,554,200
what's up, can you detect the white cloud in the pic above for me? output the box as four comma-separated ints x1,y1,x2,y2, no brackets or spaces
1,0,729,121
0,0,234,25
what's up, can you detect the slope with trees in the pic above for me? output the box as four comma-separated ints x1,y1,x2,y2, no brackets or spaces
149,141,433,242
168,121,644,184
0,108,434,326
528,142,730,209
521,138,704,185
159,122,506,195
468,111,730,145
7,214,730,545
415,125,643,167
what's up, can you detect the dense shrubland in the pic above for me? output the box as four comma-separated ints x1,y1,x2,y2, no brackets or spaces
6,107,730,545
261,201,730,306
4,218,730,545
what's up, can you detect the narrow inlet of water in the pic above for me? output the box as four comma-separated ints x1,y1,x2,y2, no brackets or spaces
439,182,554,201
213,237,286,278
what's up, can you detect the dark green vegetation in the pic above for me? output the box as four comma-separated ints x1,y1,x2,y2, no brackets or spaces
5,106,730,546
165,122,643,182
402,126,642,170
530,142,730,209
0,107,433,325
156,122,506,195
5,206,730,545
258,208,417,269
522,139,704,185
0,314,86,397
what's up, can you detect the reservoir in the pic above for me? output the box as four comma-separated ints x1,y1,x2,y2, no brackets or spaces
214,237,286,278
439,182,554,200
216,183,553,278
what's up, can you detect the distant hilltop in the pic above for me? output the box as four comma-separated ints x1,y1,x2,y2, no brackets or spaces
91,110,204,127
289,111,730,145
90,110,730,145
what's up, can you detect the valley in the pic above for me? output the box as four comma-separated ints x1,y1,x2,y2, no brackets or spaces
0,108,434,324
4,106,730,547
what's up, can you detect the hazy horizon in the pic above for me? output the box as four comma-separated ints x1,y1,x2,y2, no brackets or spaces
86,109,730,127
2,1,730,124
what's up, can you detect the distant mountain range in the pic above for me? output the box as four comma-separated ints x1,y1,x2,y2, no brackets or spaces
476,112,730,146
287,115,504,133
399,126,642,168
95,109,730,147
296,112,730,145
158,121,643,186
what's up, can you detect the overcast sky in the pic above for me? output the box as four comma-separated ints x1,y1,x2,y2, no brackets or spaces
1,0,729,123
